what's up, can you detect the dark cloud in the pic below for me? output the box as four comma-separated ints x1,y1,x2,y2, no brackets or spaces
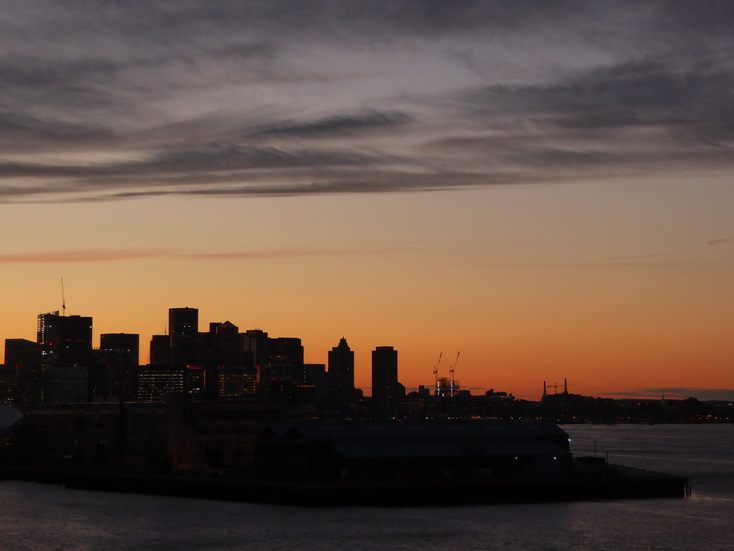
138,144,382,172
251,111,412,139
0,144,387,184
0,112,114,149
0,1,733,202
462,60,733,134
432,58,734,179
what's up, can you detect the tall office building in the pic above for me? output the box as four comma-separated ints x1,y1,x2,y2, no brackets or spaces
243,329,271,384
217,366,258,399
327,337,355,405
4,338,42,405
371,346,405,417
99,333,139,366
37,312,93,367
208,321,243,367
169,307,199,365
269,337,304,384
99,333,140,401
149,335,170,365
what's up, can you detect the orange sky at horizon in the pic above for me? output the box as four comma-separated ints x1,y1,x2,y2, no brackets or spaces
2,179,732,401
3,3,734,402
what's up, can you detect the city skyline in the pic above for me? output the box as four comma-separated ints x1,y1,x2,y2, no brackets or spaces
1,2,733,401
2,302,730,401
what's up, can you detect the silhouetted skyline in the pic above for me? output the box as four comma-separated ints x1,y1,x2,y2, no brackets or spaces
1,3,733,401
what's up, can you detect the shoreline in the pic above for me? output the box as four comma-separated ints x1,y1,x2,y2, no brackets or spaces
0,463,689,507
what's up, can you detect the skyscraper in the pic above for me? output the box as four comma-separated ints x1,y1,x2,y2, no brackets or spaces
208,321,243,368
149,334,170,365
37,311,93,367
328,337,355,406
372,346,405,417
3,338,43,405
243,329,271,388
99,333,140,366
99,333,140,401
169,307,199,365
269,337,304,384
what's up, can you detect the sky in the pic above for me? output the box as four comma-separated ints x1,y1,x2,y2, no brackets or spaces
1,1,733,401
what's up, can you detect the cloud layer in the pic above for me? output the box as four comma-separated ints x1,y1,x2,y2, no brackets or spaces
1,1,733,202
0,247,335,263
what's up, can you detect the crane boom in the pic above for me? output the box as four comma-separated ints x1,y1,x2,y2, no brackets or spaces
433,352,442,395
450,351,460,376
61,277,66,316
449,351,460,396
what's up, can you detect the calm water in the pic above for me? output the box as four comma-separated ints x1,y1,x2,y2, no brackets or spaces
1,424,733,551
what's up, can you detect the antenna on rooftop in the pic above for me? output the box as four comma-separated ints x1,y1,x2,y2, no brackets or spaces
60,277,66,316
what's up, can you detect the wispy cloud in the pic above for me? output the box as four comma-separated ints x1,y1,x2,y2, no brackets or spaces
1,1,733,202
0,248,334,264
249,110,413,139
707,238,734,246
0,249,169,263
0,244,416,263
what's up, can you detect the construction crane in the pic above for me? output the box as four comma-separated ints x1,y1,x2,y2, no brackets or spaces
449,351,460,396
433,352,442,396
547,379,574,395
60,277,66,316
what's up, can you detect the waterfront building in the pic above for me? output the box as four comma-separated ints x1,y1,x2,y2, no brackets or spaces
255,420,572,481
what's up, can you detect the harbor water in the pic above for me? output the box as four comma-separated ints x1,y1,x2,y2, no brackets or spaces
1,424,732,551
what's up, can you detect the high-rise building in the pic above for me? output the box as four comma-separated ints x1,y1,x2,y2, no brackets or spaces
37,312,93,367
148,335,169,366
98,333,140,401
169,307,199,365
136,366,186,402
327,337,355,405
217,366,258,399
99,333,139,366
43,365,89,404
371,346,405,417
4,338,43,405
208,321,243,367
243,329,271,384
269,337,304,383
304,363,327,389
